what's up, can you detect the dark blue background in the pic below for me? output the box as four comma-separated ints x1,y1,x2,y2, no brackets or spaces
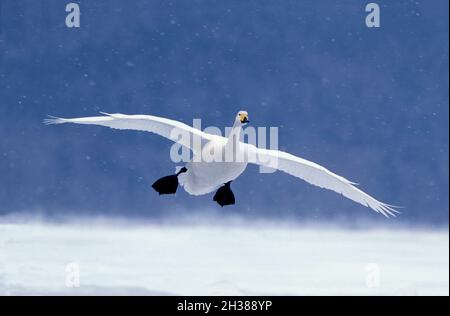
0,1,448,226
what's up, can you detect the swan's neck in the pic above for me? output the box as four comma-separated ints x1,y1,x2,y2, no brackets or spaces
226,122,242,148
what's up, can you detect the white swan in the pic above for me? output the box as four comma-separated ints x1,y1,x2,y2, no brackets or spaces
44,111,398,217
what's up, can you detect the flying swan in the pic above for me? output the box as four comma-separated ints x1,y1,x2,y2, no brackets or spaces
44,111,398,217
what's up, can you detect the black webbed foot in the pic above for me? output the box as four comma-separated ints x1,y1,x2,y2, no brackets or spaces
152,175,178,195
152,167,187,195
213,181,235,207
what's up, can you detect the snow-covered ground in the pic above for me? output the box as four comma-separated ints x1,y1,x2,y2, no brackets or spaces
0,221,448,296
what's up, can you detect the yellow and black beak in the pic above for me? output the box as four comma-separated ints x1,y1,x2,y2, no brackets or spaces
240,114,249,124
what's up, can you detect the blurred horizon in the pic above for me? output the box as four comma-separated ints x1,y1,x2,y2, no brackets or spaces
0,1,448,227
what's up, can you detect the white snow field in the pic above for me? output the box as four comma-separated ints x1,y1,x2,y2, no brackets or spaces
0,221,448,296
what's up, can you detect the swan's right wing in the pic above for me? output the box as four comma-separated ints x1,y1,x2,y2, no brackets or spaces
44,113,215,154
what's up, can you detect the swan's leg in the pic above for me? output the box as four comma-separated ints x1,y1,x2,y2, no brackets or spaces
213,181,235,207
152,167,187,195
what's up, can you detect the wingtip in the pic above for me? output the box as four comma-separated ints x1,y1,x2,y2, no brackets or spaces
377,203,401,218
43,115,66,125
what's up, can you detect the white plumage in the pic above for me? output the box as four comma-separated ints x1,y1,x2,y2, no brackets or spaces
44,111,399,217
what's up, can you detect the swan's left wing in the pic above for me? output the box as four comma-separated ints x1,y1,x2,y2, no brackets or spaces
44,113,216,154
244,143,399,217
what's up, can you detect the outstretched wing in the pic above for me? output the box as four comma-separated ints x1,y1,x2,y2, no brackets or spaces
44,112,215,154
244,143,399,217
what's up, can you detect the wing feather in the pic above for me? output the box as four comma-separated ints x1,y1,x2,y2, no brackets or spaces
44,113,214,154
244,144,399,217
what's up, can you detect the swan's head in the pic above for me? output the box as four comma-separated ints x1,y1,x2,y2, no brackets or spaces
236,110,249,125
